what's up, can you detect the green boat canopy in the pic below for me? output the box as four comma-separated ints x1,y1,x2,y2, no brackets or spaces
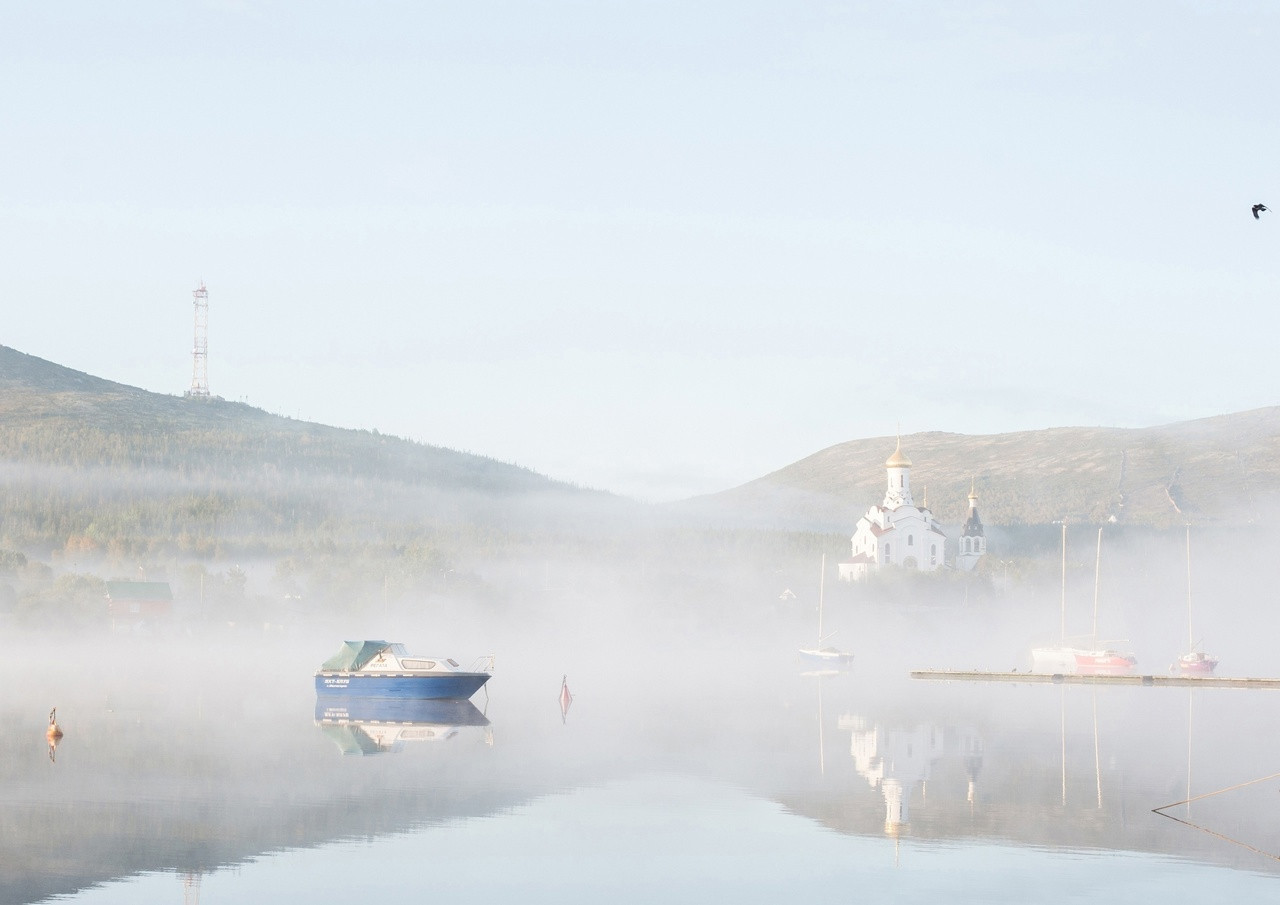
320,640,391,671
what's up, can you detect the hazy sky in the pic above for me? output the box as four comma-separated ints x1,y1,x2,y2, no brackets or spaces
3,2,1278,501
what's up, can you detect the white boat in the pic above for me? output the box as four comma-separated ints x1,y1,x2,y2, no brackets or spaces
1173,526,1218,674
1031,526,1135,675
799,554,854,665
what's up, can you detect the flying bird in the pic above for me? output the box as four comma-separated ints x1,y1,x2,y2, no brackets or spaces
1253,203,1268,219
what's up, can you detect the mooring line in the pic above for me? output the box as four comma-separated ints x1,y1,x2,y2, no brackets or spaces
1153,769,1280,811
1151,770,1280,862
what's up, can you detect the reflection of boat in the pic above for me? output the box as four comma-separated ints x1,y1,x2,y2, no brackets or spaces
315,696,490,755
1174,527,1218,675
1031,527,1135,675
315,641,492,699
798,554,853,666
559,675,573,724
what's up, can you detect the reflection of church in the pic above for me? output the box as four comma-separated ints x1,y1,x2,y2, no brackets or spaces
838,439,986,581
840,715,984,835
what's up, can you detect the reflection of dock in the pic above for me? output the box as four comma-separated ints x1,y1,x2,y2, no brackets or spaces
911,670,1280,688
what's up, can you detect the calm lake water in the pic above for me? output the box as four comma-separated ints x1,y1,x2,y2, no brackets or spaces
5,628,1280,904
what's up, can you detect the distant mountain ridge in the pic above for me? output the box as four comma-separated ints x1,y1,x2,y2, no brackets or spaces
694,409,1280,529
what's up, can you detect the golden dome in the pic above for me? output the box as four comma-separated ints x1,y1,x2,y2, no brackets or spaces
885,438,912,468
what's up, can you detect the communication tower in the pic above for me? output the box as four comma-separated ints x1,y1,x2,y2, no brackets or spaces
185,281,210,398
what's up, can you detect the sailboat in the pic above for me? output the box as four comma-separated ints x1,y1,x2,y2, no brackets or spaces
1173,526,1218,674
1031,525,1136,675
798,554,854,666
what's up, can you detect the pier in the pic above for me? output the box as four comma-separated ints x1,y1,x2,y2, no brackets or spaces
910,669,1280,689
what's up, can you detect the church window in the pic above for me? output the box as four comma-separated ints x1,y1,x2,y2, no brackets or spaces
931,545,937,565
908,535,914,546
899,475,904,487
884,543,891,561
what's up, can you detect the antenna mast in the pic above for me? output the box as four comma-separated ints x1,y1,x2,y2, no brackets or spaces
186,281,210,398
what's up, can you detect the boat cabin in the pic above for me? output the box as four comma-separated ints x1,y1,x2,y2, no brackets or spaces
319,641,465,674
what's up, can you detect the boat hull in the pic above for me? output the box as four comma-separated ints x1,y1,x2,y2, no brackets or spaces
1175,654,1218,674
1031,647,1136,676
314,671,490,700
798,648,854,666
1073,652,1137,676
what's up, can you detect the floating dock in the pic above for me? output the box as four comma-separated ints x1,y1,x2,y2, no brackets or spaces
910,669,1280,689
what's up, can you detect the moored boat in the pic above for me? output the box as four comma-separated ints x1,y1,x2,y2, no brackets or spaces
797,554,854,666
315,640,492,700
1174,649,1219,675
1030,526,1136,676
1030,645,1136,676
1072,648,1137,675
1173,527,1218,675
799,646,856,666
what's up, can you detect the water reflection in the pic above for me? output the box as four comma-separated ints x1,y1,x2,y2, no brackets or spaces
314,697,492,756
842,715,983,834
6,638,1280,903
47,706,63,762
559,675,573,724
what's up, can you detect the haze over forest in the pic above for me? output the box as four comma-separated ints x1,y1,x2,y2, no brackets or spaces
1,342,1277,647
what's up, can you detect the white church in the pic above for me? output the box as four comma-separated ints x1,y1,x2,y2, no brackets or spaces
837,439,986,581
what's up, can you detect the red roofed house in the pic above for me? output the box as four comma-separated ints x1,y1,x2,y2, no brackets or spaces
105,580,173,623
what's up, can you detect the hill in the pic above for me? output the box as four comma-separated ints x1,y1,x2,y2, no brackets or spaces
0,346,826,629
0,345,579,493
0,344,619,561
689,409,1280,530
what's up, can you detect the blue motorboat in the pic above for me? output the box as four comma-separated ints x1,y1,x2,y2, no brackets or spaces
314,640,492,700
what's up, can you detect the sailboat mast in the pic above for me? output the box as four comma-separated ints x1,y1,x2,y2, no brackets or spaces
1185,525,1194,652
1092,526,1103,643
1060,523,1067,643
818,553,826,644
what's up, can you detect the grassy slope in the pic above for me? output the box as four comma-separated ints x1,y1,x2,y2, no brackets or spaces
691,409,1280,529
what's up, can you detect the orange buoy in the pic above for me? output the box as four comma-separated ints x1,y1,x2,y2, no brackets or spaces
46,707,63,741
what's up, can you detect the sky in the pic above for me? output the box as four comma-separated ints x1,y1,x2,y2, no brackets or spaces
2,2,1279,501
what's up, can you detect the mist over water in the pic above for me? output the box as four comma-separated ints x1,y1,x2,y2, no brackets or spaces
5,513,1280,903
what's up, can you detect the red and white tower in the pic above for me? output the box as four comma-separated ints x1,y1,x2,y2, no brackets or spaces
186,281,210,398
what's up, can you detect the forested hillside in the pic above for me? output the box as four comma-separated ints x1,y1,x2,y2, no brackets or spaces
0,345,638,624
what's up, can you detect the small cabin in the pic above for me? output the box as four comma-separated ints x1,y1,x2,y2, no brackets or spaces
105,580,173,622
